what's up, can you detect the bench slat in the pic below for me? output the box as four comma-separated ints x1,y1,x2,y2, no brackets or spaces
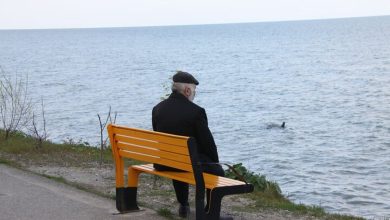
115,134,189,155
133,165,197,186
111,126,188,146
133,164,247,189
119,150,193,172
117,142,192,164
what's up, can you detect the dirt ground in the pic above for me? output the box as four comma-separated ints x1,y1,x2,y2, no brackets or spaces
24,162,319,220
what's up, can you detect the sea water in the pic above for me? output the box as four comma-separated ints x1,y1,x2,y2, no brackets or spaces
0,16,389,218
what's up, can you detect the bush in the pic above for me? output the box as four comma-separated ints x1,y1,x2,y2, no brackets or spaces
225,163,282,196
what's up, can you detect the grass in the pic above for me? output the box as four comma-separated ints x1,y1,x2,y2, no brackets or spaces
230,191,364,219
0,130,113,167
0,157,16,166
0,129,365,220
157,208,174,219
225,162,283,197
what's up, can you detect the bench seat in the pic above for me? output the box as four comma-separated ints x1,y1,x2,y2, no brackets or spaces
132,164,248,189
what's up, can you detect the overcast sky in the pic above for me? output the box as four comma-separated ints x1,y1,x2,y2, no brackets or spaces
1,0,390,29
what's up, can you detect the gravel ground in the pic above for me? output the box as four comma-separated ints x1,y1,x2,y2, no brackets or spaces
0,150,325,220
26,163,319,220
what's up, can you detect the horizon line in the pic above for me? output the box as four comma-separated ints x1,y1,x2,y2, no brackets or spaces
0,14,389,31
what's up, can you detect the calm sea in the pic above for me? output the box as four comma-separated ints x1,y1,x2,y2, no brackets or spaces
1,16,389,218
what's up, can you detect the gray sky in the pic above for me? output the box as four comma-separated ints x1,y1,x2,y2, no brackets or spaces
1,0,390,29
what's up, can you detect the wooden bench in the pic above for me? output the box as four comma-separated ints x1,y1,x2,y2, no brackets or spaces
107,124,254,220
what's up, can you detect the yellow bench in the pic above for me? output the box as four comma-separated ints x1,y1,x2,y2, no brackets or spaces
108,124,254,220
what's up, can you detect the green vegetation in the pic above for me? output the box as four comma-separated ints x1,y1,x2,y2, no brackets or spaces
239,191,363,219
157,208,174,219
0,129,112,167
0,129,364,220
225,163,282,196
225,163,364,219
0,157,15,166
225,163,322,216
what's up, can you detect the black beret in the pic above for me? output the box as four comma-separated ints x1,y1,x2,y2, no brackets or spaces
172,71,199,85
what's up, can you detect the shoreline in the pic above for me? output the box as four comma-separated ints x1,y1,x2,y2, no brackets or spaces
0,131,364,220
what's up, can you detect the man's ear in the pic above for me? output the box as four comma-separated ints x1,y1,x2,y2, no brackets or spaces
184,87,190,97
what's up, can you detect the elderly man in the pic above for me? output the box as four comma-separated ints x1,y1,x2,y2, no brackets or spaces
152,71,226,219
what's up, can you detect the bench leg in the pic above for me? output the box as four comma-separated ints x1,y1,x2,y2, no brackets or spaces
196,188,224,220
204,188,223,220
116,187,139,212
115,167,142,212
204,185,254,220
195,182,207,220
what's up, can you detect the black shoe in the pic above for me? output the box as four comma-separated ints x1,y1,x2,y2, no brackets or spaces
178,205,190,218
219,216,233,220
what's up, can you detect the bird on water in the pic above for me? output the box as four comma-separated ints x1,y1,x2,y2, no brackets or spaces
266,121,286,129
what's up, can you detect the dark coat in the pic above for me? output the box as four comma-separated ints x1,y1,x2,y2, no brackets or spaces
152,91,220,170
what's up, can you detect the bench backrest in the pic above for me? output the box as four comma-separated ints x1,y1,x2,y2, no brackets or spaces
108,124,193,171
108,124,205,189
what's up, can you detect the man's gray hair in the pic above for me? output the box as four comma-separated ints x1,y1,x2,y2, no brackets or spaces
171,82,195,93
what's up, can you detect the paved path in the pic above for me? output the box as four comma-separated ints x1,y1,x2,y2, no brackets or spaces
0,164,165,220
